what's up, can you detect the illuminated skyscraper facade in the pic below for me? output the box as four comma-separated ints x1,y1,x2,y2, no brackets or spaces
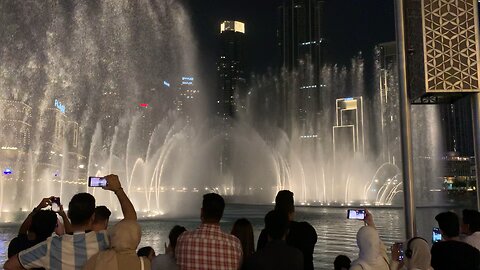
278,0,326,134
378,41,401,164
176,76,199,123
0,100,32,153
333,97,364,160
100,89,121,142
217,21,246,118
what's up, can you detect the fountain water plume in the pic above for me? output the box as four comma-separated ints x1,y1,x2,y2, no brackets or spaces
0,1,450,219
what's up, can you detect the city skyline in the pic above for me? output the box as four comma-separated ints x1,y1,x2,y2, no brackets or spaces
2,2,480,267
0,0,478,211
184,0,395,92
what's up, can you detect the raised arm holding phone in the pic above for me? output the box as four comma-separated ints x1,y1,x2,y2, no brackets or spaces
4,174,137,270
349,209,390,270
102,174,137,221
17,198,51,236
83,175,145,270
8,198,58,259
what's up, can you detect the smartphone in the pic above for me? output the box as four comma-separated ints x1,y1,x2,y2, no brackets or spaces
88,177,107,187
395,242,404,261
51,197,60,212
432,227,442,243
347,209,366,220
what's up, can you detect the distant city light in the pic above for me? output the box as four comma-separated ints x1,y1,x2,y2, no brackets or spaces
220,21,245,34
300,135,318,139
54,99,66,114
300,39,324,46
300,85,317,89
3,168,12,175
139,103,149,108
1,146,18,150
163,81,170,87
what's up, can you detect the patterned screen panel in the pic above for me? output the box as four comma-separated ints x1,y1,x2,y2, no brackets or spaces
422,0,480,92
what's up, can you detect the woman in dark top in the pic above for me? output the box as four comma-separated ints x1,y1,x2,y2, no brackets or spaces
231,218,255,268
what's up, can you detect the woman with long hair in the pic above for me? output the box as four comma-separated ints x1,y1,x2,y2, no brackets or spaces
231,218,255,267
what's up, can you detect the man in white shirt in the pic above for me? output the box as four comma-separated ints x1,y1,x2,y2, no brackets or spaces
461,209,480,251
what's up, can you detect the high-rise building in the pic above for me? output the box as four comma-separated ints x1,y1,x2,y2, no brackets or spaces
176,76,200,123
100,89,121,143
440,99,474,156
378,42,401,164
0,99,32,183
217,21,247,119
278,0,327,134
333,97,364,158
0,100,32,152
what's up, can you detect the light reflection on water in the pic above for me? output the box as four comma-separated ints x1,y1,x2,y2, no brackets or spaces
0,205,464,269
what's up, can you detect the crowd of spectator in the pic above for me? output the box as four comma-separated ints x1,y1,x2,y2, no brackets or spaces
3,174,480,269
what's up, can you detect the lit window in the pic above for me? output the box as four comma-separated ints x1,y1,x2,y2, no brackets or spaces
220,21,245,33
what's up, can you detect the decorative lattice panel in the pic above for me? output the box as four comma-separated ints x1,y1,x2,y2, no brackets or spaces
422,0,480,92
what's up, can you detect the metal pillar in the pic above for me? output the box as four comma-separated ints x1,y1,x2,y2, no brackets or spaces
471,93,480,210
394,0,417,238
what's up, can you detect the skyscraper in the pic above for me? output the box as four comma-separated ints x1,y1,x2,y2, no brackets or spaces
278,0,326,135
378,41,401,164
440,99,474,156
217,21,246,119
176,76,200,124
333,97,365,158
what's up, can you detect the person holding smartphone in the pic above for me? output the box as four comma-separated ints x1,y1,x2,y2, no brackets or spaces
47,196,72,236
431,211,480,270
7,198,58,258
349,209,391,270
82,175,148,270
4,174,137,270
391,237,432,270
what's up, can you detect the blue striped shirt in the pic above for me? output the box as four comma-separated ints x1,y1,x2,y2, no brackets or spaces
18,231,109,270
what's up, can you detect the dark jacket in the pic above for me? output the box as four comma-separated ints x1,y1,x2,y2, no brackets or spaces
257,221,317,270
246,240,303,270
431,240,480,270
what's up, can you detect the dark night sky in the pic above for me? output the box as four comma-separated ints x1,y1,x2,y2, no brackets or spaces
182,0,396,84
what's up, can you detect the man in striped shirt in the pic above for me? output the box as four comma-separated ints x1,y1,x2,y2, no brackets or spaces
175,193,243,270
4,174,137,270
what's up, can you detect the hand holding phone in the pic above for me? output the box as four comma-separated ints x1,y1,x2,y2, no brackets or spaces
102,174,122,192
51,197,60,212
432,227,442,243
88,177,107,187
88,175,122,193
391,242,404,261
347,209,366,220
36,198,52,210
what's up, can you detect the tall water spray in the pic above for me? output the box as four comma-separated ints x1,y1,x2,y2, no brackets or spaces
0,0,199,217
0,1,448,220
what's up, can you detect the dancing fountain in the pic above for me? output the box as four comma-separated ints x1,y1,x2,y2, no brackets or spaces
0,0,446,221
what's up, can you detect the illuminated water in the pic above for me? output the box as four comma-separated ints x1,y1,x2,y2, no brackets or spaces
0,0,453,219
